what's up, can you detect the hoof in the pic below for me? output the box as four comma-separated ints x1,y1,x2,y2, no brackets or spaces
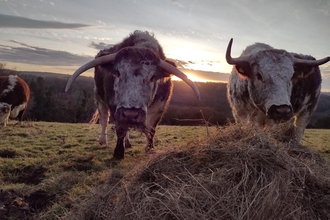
125,143,132,149
99,142,106,146
14,121,23,126
99,135,107,146
146,147,156,154
125,138,132,149
113,148,125,160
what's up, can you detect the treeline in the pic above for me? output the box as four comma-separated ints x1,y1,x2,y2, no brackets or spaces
309,93,330,128
1,68,330,128
0,68,95,123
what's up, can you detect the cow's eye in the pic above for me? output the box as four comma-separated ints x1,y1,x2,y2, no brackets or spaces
141,60,152,66
256,73,263,81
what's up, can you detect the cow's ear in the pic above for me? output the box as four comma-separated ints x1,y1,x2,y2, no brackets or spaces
234,63,251,80
293,64,315,79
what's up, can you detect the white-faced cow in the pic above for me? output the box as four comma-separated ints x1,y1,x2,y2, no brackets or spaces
226,38,330,143
0,103,11,127
65,30,200,159
0,75,30,127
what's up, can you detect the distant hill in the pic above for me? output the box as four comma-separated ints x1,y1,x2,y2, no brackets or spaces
1,69,330,128
178,68,230,83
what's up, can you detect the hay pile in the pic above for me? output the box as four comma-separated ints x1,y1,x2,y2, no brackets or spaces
65,124,330,220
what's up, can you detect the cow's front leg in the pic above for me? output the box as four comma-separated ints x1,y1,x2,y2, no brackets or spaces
145,128,155,153
114,126,128,159
124,132,132,149
2,115,9,128
294,111,311,143
98,103,109,145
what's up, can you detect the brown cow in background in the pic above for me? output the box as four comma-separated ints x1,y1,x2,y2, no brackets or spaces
0,75,30,127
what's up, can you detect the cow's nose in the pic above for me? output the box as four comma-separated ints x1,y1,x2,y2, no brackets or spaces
116,107,145,124
268,105,293,121
1,107,10,113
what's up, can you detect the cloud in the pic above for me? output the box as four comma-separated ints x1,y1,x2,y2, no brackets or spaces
0,14,93,29
0,40,93,66
89,42,114,50
171,59,194,68
171,0,184,8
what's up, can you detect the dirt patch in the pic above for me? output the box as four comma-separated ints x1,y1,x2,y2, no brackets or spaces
61,154,95,171
0,148,18,158
0,189,55,219
3,165,47,185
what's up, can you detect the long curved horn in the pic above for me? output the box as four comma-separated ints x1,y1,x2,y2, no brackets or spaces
65,54,116,92
293,56,330,66
159,60,201,101
226,38,250,65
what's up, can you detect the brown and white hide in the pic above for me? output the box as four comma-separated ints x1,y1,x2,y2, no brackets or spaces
226,38,330,143
0,75,30,127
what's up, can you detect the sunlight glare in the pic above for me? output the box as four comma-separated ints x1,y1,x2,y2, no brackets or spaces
172,71,220,83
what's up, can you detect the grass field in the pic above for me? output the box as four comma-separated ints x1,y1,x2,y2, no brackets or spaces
0,121,329,219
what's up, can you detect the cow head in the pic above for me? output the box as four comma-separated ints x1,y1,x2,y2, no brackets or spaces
0,102,11,125
111,47,169,125
65,47,201,126
226,38,330,122
0,103,11,114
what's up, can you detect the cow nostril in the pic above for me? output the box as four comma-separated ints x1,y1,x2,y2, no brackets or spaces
116,107,146,123
275,106,292,115
268,105,293,121
122,109,139,119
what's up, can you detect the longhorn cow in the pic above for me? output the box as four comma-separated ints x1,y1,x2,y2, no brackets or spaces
226,38,330,142
0,75,30,127
65,30,200,159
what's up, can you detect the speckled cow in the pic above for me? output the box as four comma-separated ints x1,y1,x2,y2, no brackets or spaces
226,38,330,142
65,30,200,159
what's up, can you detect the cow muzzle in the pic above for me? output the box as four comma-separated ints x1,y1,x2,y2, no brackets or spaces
267,105,294,122
1,106,10,113
115,107,146,125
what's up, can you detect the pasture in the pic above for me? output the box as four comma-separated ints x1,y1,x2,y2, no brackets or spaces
0,121,329,219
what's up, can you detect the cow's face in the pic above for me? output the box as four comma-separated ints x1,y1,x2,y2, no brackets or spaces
111,48,167,126
0,102,11,114
0,103,11,124
235,50,296,122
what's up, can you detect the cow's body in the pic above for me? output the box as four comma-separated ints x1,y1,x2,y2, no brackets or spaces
0,75,30,127
226,39,329,142
65,31,200,159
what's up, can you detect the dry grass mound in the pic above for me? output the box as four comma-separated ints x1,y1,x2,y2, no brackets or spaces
65,124,330,220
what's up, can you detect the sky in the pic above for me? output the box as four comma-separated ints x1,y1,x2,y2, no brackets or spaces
0,0,330,90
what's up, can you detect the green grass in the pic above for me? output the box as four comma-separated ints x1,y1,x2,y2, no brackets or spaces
302,129,330,160
0,121,329,219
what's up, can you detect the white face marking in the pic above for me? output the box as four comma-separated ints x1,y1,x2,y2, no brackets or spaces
10,102,27,118
249,51,294,113
1,75,17,95
113,59,158,112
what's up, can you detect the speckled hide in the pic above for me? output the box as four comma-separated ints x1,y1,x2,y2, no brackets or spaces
66,30,200,159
